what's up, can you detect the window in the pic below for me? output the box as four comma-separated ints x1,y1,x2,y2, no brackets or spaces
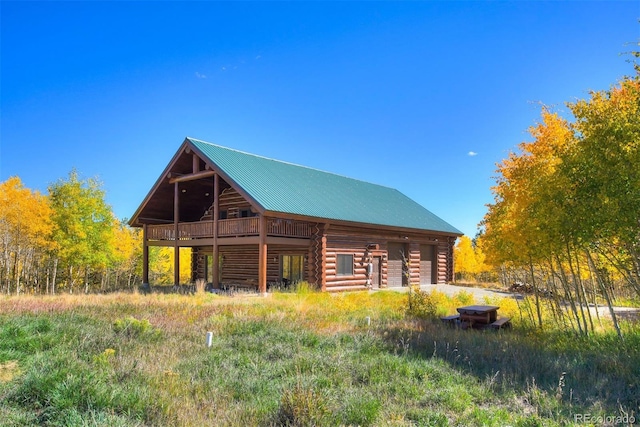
337,254,354,276
282,255,304,283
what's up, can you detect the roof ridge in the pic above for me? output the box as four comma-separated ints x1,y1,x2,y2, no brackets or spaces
187,137,397,190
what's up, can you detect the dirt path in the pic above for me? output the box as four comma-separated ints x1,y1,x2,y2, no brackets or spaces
381,283,520,300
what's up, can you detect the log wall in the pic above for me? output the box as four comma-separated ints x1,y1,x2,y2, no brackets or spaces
437,243,449,284
321,223,456,291
201,187,255,220
194,245,309,285
324,231,382,291
189,222,458,291
408,243,421,285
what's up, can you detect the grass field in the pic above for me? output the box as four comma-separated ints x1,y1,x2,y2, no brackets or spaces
0,287,638,426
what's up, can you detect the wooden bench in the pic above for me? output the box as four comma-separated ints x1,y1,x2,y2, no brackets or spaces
490,317,511,330
440,314,460,326
461,313,492,324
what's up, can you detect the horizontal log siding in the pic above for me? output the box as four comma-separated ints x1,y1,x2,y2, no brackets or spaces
219,187,253,216
408,243,421,286
189,223,457,290
198,245,309,285
325,232,380,291
437,243,448,284
200,187,252,221
320,224,456,290
447,238,455,283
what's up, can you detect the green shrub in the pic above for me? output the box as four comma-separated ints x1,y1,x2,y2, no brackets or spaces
112,317,160,339
407,286,438,319
455,290,474,305
92,348,116,368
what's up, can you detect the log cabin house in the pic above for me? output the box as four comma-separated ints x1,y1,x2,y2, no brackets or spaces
129,137,463,292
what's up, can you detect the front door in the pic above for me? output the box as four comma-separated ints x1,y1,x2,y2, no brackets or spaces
371,256,381,289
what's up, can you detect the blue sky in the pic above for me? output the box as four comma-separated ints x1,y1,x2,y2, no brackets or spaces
1,1,638,237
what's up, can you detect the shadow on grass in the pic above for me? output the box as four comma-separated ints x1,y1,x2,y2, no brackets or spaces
379,318,640,418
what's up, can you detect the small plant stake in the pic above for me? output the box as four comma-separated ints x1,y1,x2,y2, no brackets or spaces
366,316,371,326
206,331,213,348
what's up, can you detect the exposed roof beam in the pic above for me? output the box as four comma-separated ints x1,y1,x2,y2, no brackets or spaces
168,170,216,184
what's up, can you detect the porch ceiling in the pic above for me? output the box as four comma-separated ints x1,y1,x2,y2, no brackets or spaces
135,149,229,224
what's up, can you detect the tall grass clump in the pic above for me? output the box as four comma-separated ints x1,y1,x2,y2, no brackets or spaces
292,280,314,295
274,380,331,426
0,309,172,426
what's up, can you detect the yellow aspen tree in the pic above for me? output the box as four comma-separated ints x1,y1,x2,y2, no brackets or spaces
454,236,478,281
111,221,142,290
48,170,115,294
0,177,54,294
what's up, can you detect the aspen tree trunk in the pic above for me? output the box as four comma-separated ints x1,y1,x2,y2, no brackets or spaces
587,270,602,327
547,258,569,330
573,249,595,333
69,265,74,294
46,262,50,295
555,254,582,335
51,258,58,295
84,268,90,294
565,244,589,335
586,250,623,339
12,248,21,296
528,256,543,329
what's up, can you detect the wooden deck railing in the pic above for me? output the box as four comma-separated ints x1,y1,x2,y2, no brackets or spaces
218,217,260,236
147,217,312,241
267,219,312,237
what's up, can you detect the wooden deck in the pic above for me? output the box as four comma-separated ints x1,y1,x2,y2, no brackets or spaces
147,217,313,241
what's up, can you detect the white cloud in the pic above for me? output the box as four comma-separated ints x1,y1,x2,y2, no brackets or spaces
468,151,478,157
195,72,207,79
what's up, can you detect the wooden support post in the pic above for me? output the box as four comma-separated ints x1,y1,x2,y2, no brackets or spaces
174,182,180,286
142,224,149,284
212,174,220,288
192,153,199,173
258,215,267,294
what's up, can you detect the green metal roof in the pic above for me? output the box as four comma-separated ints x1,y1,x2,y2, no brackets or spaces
188,138,462,234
